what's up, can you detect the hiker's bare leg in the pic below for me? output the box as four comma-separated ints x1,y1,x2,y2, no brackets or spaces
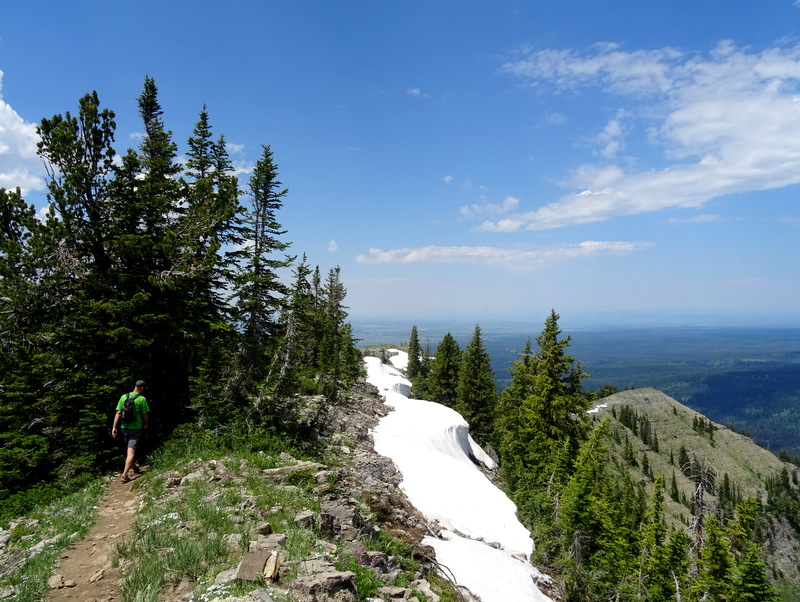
123,447,136,479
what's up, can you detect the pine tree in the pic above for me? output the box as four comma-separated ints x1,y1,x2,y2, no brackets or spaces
406,326,424,381
640,477,676,601
731,545,781,602
695,514,733,602
226,145,292,417
496,311,590,499
456,325,496,444
423,333,461,407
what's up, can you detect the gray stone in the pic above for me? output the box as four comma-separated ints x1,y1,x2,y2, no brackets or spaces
291,570,357,601
214,567,238,584
235,550,271,581
294,509,314,528
257,521,272,535
222,533,244,553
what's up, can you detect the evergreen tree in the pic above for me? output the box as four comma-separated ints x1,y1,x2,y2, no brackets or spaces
317,267,361,406
695,514,733,602
406,326,424,381
422,333,461,407
456,325,496,444
226,145,292,419
640,477,676,601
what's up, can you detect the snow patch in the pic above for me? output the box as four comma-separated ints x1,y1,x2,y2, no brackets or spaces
366,351,552,602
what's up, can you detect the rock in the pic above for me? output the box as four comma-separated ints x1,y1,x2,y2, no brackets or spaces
235,550,271,581
257,521,272,535
180,470,207,485
295,557,337,576
48,574,64,589
291,570,358,601
0,586,19,599
295,509,314,528
222,533,244,553
263,549,283,581
266,533,287,547
409,579,440,602
214,567,238,584
377,585,407,598
89,568,105,582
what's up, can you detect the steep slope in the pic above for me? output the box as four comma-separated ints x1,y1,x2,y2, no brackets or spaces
365,350,554,602
591,387,800,596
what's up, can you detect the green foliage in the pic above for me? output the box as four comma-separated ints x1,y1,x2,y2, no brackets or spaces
496,311,590,504
1,79,362,497
456,325,496,444
406,325,425,381
415,332,461,406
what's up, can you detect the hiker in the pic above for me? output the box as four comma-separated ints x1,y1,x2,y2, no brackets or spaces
112,379,150,483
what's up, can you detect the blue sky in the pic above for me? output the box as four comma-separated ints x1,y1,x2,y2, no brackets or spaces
3,1,800,326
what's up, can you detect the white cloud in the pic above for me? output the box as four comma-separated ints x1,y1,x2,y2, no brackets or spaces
489,42,800,230
595,110,627,159
327,239,339,252
407,88,422,96
0,71,45,195
668,213,724,224
460,195,520,219
226,142,245,154
443,175,453,184
356,240,650,267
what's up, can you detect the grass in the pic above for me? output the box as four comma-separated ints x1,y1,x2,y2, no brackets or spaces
0,420,460,602
113,426,332,602
0,478,105,602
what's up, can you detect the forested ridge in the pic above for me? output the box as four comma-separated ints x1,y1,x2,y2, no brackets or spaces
405,315,800,601
2,80,799,601
0,78,362,513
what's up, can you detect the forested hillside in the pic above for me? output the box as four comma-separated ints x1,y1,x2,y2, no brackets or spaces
404,313,800,601
0,78,362,513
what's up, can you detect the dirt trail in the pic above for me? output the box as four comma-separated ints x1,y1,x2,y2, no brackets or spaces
47,473,142,602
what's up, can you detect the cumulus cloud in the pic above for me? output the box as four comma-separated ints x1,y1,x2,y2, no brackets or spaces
327,239,339,252
356,240,650,267
443,175,453,184
0,71,45,195
486,41,800,230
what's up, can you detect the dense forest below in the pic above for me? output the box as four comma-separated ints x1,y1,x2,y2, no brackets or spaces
2,79,799,601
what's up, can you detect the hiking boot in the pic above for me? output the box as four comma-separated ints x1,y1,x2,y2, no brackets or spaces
121,473,131,483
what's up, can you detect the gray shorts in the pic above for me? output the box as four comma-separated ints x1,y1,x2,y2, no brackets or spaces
122,428,141,449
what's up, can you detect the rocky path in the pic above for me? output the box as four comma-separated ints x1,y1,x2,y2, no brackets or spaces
47,473,142,602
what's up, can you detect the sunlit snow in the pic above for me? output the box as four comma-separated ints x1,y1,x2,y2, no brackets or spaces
366,350,553,602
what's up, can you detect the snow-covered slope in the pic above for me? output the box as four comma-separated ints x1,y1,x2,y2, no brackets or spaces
366,351,553,602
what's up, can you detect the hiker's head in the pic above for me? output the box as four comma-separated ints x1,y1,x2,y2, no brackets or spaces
134,380,146,391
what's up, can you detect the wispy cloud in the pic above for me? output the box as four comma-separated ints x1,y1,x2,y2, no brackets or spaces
484,41,800,230
0,71,45,195
327,239,339,252
460,195,520,219
356,240,651,267
668,213,725,224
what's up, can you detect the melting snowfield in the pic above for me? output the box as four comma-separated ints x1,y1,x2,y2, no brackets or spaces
366,351,552,602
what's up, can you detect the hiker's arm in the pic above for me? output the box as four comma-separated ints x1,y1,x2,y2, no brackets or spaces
142,412,149,430
112,411,121,437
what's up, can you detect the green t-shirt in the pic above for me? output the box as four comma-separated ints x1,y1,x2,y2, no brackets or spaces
116,393,150,429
